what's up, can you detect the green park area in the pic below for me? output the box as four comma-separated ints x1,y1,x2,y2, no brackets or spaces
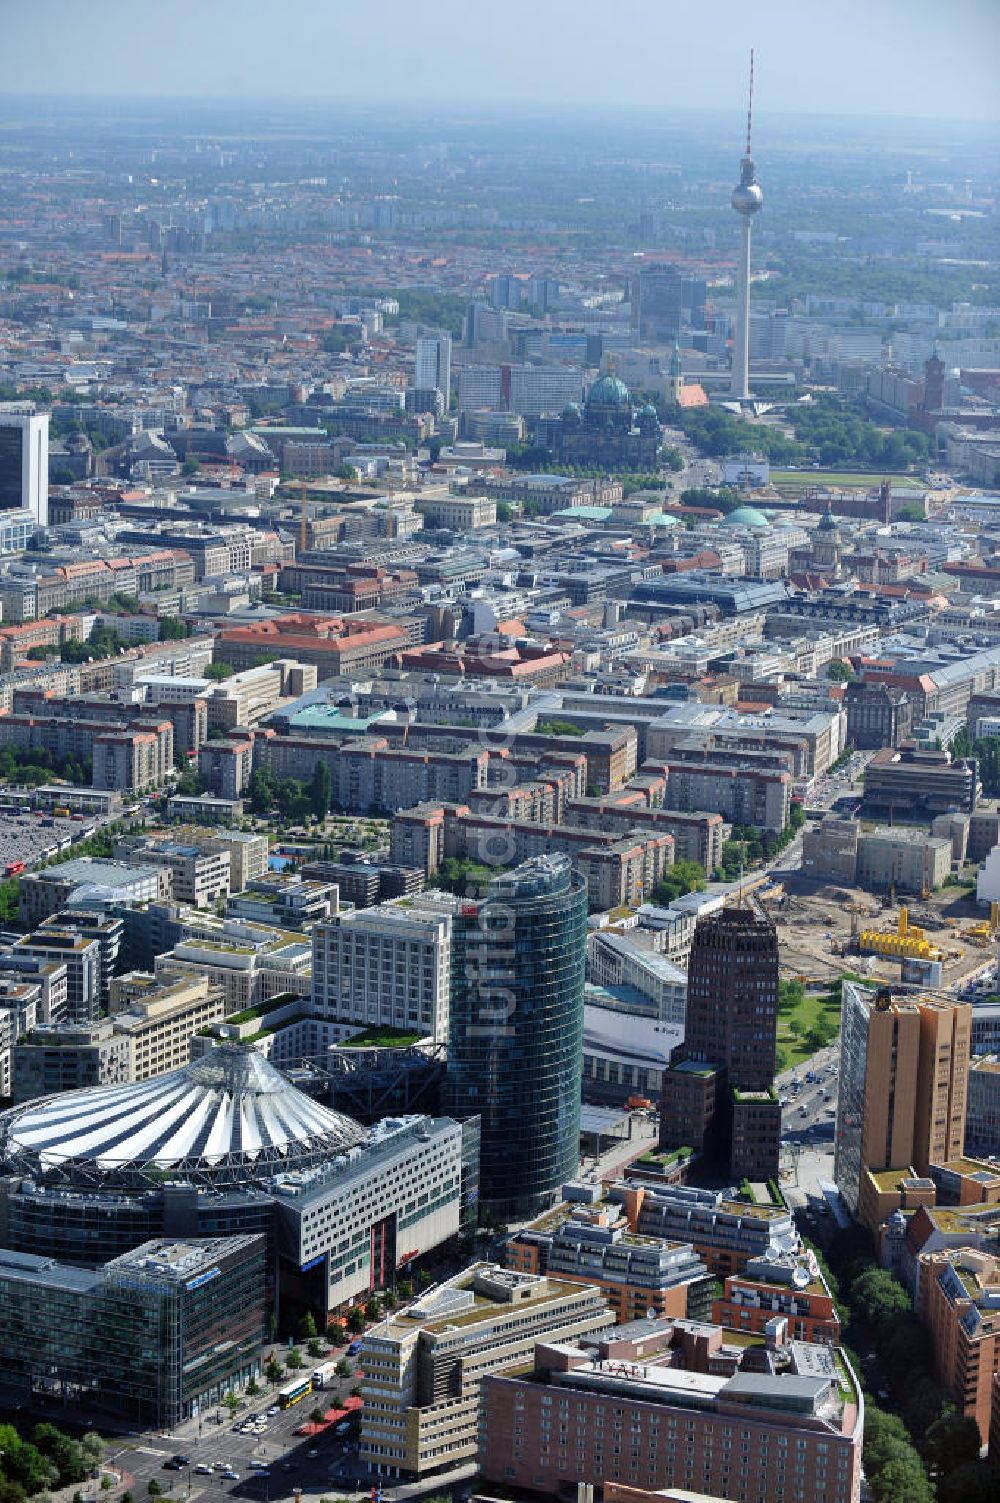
770,470,915,489
776,977,842,1072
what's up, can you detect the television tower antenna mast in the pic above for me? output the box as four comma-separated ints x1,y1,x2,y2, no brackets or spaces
730,50,763,404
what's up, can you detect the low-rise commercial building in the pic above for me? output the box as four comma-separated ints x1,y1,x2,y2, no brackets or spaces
19,858,169,929
360,1264,614,1478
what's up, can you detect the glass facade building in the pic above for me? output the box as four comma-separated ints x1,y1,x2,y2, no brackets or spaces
444,855,587,1220
0,1234,266,1427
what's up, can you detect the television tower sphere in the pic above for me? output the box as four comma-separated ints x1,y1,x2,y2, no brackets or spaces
732,158,763,216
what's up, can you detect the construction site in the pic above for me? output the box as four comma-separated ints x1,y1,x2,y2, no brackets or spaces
758,872,996,995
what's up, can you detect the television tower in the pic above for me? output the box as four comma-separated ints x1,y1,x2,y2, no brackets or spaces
730,50,763,402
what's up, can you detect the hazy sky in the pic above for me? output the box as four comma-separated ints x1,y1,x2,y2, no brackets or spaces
3,0,999,122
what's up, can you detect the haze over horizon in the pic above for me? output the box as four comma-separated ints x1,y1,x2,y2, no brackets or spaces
3,0,999,125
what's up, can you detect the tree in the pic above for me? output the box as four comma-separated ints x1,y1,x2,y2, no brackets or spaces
850,1268,912,1332
923,1410,981,1476
147,1483,162,1500
652,859,707,905
871,1454,934,1503
307,1337,323,1359
181,458,201,476
32,1425,86,1487
335,1358,351,1379
938,1461,998,1503
286,1346,304,1371
309,1408,325,1426
246,1376,260,1397
496,502,513,523
223,1392,239,1416
309,761,332,822
159,617,189,641
346,1305,366,1334
204,661,234,682
299,1310,318,1341
365,1296,382,1321
826,659,857,682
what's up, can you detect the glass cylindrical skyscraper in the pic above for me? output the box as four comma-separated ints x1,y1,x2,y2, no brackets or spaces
444,854,587,1222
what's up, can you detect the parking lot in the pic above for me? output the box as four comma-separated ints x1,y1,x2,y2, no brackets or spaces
0,808,91,875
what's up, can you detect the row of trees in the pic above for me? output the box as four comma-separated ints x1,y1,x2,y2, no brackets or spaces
951,724,1000,796
716,805,806,881
0,743,92,788
814,1238,995,1503
0,1422,103,1503
248,763,333,823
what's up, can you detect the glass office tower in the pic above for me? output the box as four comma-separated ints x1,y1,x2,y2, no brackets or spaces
445,854,587,1221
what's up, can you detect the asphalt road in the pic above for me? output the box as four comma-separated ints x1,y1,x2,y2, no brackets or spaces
778,1042,840,1148
102,1359,366,1503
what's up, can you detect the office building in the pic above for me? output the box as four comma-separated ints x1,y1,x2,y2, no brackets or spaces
13,930,102,1024
0,1235,266,1428
505,1205,712,1325
359,1264,614,1478
414,335,452,401
444,855,588,1220
12,1019,133,1102
108,969,227,1081
631,264,707,341
835,984,972,1229
312,893,455,1043
0,1046,476,1318
0,406,49,525
480,1326,863,1503
966,1055,1000,1158
621,1182,796,1279
660,905,780,1179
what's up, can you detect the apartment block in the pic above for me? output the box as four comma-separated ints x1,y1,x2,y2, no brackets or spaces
618,1183,796,1280
359,1264,614,1478
919,1248,1000,1444
505,1207,712,1325
311,893,455,1042
712,1251,841,1346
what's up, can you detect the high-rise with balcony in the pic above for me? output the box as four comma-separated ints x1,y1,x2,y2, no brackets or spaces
444,854,587,1221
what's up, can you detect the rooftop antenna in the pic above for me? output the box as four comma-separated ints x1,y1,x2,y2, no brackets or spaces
746,48,755,158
